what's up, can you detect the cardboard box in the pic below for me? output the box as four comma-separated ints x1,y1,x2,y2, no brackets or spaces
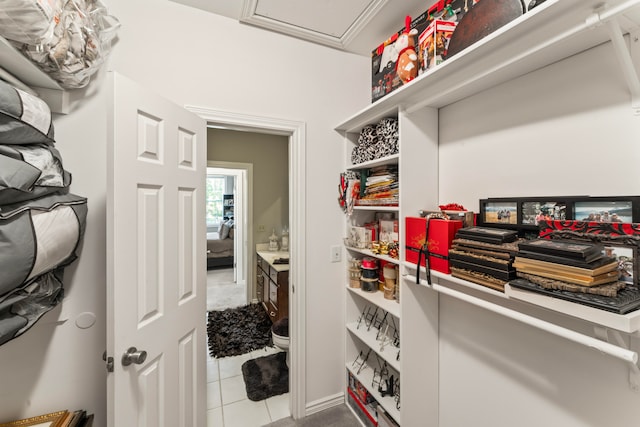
405,216,463,274
418,19,458,73
371,12,429,103
379,218,399,242
348,226,371,249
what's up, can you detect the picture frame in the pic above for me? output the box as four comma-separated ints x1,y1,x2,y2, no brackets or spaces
572,196,640,223
0,411,69,427
479,200,518,226
520,200,569,227
477,196,640,238
538,219,640,286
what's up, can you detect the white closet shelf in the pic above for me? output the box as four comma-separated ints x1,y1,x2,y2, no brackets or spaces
405,273,639,366
346,364,401,423
0,36,72,114
346,322,401,372
336,0,640,133
347,154,399,170
352,206,399,212
346,246,400,265
403,262,640,334
347,286,400,318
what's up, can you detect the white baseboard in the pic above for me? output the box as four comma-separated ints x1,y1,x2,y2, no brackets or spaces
305,392,345,416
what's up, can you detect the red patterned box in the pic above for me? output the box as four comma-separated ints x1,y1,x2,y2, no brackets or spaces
405,217,463,274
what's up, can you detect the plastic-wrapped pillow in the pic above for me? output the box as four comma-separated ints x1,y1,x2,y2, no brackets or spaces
0,143,70,205
0,192,87,298
15,0,120,89
0,0,56,44
0,79,54,144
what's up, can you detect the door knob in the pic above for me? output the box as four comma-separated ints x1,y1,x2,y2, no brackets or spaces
122,347,147,366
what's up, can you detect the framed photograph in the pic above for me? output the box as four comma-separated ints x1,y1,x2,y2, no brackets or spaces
521,201,568,226
603,245,636,285
0,411,69,427
539,219,640,286
572,196,640,223
480,200,518,226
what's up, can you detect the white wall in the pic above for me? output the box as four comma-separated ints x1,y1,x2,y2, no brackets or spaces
0,0,369,424
208,128,289,248
437,39,640,426
0,85,109,422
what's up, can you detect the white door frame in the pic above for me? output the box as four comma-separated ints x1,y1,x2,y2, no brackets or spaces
207,162,252,293
186,106,306,419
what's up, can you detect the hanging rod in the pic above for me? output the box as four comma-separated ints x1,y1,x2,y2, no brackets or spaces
404,274,638,365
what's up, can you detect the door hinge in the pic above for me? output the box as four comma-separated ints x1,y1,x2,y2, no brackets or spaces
103,350,114,373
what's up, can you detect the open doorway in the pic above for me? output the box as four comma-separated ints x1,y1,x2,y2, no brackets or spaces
188,106,307,422
206,164,251,289
205,164,251,313
203,127,295,426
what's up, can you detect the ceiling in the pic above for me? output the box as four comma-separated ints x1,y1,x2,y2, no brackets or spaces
168,0,430,56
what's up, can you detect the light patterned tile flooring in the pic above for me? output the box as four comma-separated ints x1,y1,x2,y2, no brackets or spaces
207,268,290,427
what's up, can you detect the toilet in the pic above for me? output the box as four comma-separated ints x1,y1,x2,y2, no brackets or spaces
271,317,290,367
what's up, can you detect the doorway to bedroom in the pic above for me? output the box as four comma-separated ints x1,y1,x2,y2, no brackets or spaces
205,127,292,426
206,165,248,310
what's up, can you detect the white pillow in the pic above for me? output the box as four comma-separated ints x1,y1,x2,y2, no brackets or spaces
219,221,231,240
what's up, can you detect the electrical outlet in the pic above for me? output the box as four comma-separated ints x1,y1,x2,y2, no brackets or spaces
330,245,341,263
258,224,266,232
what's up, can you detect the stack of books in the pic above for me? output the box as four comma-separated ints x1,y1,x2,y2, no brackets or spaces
0,410,93,427
357,165,398,207
509,239,640,314
513,239,620,291
449,226,520,292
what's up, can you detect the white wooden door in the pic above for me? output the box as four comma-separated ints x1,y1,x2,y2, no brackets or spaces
106,72,207,427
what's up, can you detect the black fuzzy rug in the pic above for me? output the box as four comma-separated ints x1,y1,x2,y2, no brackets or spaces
242,352,289,401
207,303,273,358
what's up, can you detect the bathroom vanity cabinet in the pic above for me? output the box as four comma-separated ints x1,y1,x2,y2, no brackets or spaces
256,250,289,323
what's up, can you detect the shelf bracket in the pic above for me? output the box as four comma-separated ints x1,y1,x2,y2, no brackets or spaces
604,19,640,115
607,19,640,116
594,326,640,392
585,0,640,114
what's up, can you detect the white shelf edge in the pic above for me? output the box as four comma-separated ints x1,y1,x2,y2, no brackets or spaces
402,261,640,334
0,35,79,114
347,154,399,170
346,322,401,373
506,284,640,334
346,364,401,424
335,0,640,133
352,205,399,212
346,247,400,265
402,261,507,299
347,286,400,318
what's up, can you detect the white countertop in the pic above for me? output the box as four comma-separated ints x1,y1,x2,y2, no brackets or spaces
256,249,290,272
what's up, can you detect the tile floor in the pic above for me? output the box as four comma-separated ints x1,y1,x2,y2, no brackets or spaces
206,346,290,427
207,268,290,427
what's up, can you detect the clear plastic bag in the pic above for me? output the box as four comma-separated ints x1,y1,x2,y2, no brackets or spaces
0,0,56,44
14,0,120,89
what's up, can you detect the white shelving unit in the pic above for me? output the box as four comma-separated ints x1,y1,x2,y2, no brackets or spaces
338,0,640,425
343,144,404,425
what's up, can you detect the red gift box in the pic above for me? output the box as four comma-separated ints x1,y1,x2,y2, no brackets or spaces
405,217,463,274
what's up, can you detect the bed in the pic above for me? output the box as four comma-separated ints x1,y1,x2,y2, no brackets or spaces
207,230,234,269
